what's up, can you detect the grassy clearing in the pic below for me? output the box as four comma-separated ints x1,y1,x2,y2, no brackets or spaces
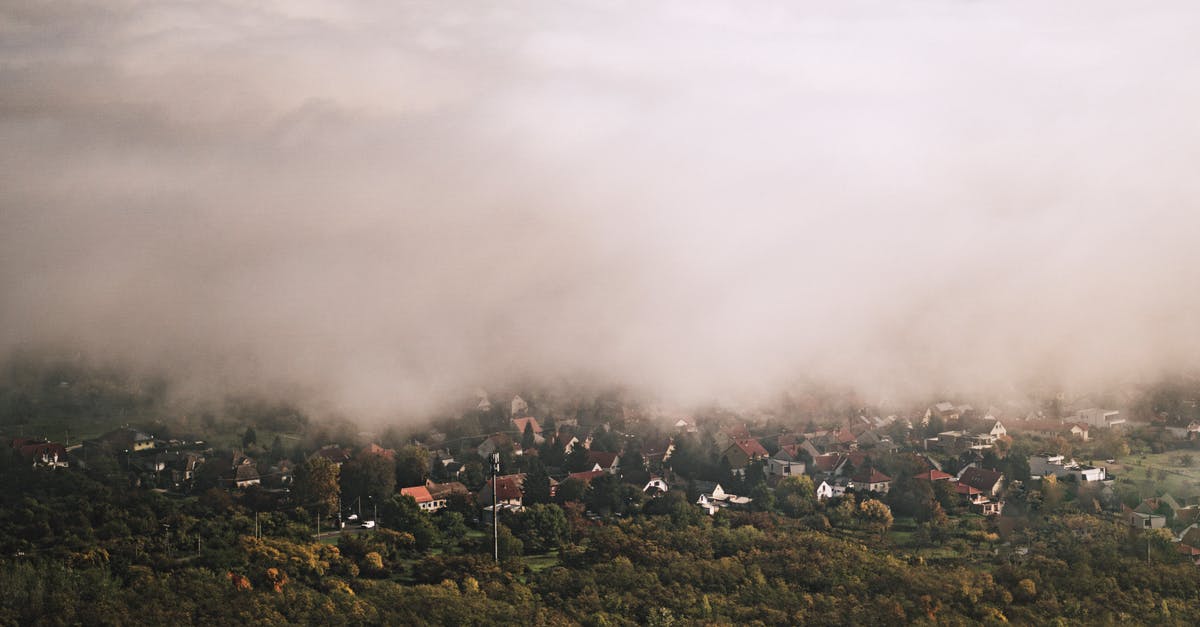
1118,452,1200,497
524,552,559,572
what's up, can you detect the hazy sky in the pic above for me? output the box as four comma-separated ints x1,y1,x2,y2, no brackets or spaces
3,1,1200,415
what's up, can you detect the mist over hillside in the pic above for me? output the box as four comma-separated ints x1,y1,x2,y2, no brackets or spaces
4,1,1200,417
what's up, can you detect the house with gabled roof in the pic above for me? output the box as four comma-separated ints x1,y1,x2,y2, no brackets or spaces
720,438,769,476
766,450,805,479
914,469,954,482
693,480,751,515
848,468,892,494
400,485,440,512
586,450,620,473
640,437,674,468
643,476,669,495
478,433,518,459
512,417,544,444
958,466,1005,497
479,474,526,509
312,445,352,467
12,439,70,469
816,476,850,501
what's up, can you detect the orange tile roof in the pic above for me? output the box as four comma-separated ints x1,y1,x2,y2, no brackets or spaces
400,486,433,503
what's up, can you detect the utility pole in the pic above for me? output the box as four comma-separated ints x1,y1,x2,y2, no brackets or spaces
491,452,501,563
197,534,201,557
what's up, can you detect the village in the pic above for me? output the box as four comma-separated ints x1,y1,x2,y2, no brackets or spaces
11,387,1200,566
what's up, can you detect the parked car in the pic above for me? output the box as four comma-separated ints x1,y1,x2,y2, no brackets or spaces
361,520,376,529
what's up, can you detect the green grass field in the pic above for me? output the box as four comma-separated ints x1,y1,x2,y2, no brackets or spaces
1117,451,1200,498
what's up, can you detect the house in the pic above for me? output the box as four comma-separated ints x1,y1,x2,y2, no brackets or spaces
927,402,962,425
955,482,1003,515
426,480,470,503
816,477,849,501
810,453,848,476
1126,510,1166,529
958,467,1005,497
643,476,670,495
94,428,156,453
400,486,443,512
512,417,544,444
640,437,674,467
1068,423,1090,441
720,438,769,476
478,433,518,459
766,452,805,479
360,443,396,461
673,417,698,433
1071,408,1124,429
233,460,261,488
1066,465,1106,483
586,450,620,473
848,468,892,494
12,439,69,469
714,425,753,452
567,469,606,485
832,427,858,451
312,445,352,467
1029,453,1069,478
479,474,525,509
693,480,751,515
913,469,954,482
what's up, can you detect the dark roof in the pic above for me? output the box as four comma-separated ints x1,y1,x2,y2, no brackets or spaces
587,451,619,469
234,464,260,482
427,480,469,499
959,467,1003,492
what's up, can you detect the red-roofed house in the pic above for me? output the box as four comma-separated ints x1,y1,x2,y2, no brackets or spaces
567,469,606,485
361,443,396,461
914,470,955,482
811,453,848,476
15,440,69,469
400,485,443,512
721,439,769,476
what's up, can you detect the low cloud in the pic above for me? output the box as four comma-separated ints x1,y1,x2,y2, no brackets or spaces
3,1,1200,416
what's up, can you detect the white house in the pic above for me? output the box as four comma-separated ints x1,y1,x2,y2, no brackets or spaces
816,477,848,501
643,476,670,494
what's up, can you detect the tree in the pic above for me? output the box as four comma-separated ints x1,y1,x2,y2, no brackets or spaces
340,451,396,505
394,445,430,488
584,474,622,515
293,456,340,516
242,427,257,449
382,494,439,551
522,458,552,505
776,475,815,517
521,422,536,452
509,504,569,553
556,478,587,504
565,442,590,473
858,498,894,539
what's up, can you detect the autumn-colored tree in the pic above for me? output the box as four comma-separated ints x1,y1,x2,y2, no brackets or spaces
293,456,340,516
